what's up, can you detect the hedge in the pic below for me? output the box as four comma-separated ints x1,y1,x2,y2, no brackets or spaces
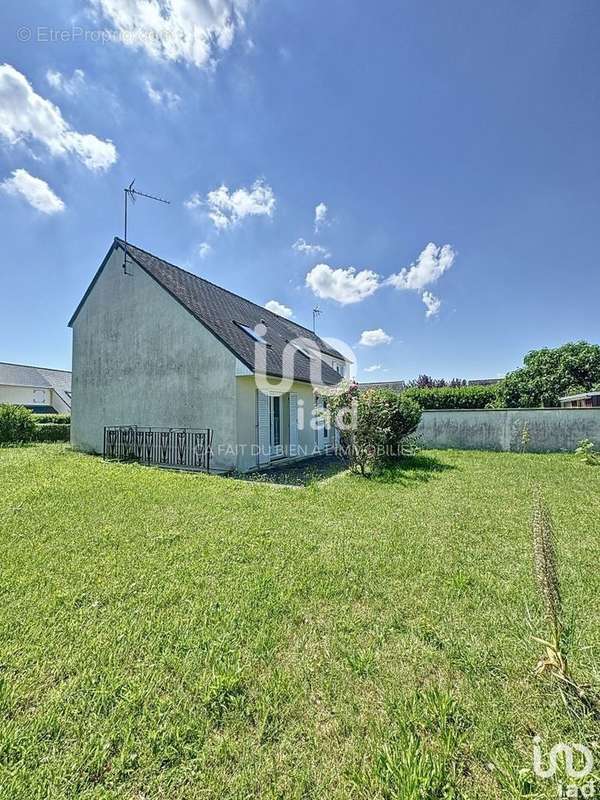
402,385,500,410
33,424,70,442
0,405,36,443
32,413,70,425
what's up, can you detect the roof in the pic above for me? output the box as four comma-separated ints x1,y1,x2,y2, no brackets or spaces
359,381,406,392
70,239,346,387
0,361,71,394
467,378,501,386
559,391,600,402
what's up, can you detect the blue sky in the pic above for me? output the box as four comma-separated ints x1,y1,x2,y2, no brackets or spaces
1,0,598,381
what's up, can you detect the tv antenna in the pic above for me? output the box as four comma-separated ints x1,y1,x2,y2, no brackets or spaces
123,179,170,274
312,306,321,333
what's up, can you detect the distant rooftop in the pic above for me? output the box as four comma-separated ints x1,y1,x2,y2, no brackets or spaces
0,362,71,409
467,378,502,386
559,391,600,402
0,361,71,388
358,381,407,392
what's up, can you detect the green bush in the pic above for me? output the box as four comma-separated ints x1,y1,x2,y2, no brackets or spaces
0,405,36,444
32,413,70,425
402,385,499,410
33,424,70,443
327,382,422,474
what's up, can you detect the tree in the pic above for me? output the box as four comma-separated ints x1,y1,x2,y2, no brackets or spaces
497,341,600,408
324,382,422,474
404,375,467,389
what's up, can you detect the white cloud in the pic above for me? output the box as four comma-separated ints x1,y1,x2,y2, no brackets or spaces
144,80,181,109
197,242,212,258
292,238,330,258
0,64,117,171
422,291,441,318
314,201,328,232
388,242,456,291
364,364,383,373
305,264,380,305
90,0,250,69
184,192,203,210
205,179,275,230
46,68,86,96
359,328,393,347
265,299,293,318
1,169,65,214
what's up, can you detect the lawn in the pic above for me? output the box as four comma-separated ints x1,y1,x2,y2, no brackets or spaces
1,445,599,799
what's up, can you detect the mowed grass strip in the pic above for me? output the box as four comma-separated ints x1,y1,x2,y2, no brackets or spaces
1,444,599,799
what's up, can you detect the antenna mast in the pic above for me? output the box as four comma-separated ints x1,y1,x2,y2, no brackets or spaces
123,179,170,274
312,306,321,333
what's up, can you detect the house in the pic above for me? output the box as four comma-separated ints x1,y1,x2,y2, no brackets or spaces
559,391,600,408
359,381,406,392
68,238,350,473
0,362,71,413
467,378,501,386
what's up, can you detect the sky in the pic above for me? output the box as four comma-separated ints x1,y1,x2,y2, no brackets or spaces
0,0,598,381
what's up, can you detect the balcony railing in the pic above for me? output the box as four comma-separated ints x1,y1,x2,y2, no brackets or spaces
103,426,212,472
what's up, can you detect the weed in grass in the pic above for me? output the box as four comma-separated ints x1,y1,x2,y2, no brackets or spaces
360,688,470,799
344,647,377,678
575,438,600,466
531,488,596,717
491,750,540,797
451,571,476,597
203,670,249,723
416,624,445,651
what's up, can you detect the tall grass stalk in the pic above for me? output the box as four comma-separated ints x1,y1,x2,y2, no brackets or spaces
531,488,592,714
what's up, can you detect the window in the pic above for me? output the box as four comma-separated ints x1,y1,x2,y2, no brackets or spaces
271,396,281,447
236,322,267,344
290,342,312,359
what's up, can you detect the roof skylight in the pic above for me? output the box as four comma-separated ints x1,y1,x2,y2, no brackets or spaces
237,322,267,344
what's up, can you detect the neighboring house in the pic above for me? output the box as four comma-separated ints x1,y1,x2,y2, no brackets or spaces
360,378,501,391
359,381,406,392
467,378,501,386
0,362,71,413
559,391,600,408
69,238,350,473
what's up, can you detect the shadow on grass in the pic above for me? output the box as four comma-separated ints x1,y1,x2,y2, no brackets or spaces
226,453,454,488
229,455,348,487
368,454,456,486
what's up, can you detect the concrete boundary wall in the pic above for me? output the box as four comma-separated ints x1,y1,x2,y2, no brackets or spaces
417,408,600,453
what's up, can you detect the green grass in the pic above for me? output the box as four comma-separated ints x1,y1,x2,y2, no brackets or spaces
1,445,600,799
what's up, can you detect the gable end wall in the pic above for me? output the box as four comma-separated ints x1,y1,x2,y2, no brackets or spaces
71,247,237,471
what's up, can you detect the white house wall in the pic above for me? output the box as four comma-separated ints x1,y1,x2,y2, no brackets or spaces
71,247,238,472
0,384,51,407
235,376,321,472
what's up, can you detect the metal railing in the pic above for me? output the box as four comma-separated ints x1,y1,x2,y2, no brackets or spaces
103,426,212,472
